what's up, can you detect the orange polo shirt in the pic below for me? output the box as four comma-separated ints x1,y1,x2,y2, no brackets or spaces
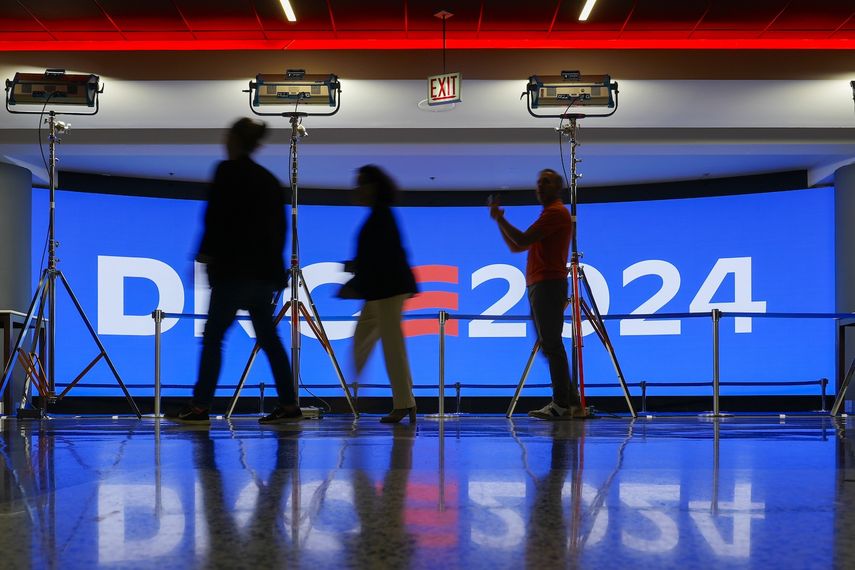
525,200,574,286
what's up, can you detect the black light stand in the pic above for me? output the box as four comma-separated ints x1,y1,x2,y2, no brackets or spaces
225,71,357,418
507,72,636,418
0,71,141,418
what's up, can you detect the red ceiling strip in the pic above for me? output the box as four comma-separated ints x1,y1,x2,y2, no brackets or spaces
0,38,853,51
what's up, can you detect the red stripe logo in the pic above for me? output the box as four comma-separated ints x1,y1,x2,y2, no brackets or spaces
404,265,459,337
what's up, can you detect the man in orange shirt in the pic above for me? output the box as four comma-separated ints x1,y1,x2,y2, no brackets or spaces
490,169,584,419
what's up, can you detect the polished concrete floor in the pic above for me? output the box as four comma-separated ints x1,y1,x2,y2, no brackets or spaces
0,413,851,569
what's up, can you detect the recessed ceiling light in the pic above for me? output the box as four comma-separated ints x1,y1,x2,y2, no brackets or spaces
279,0,297,22
579,0,597,21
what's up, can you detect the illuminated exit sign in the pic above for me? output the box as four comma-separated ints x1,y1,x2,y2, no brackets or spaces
427,72,462,106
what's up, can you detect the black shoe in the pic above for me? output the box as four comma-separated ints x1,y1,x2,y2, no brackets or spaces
380,407,417,424
165,404,210,423
259,405,303,425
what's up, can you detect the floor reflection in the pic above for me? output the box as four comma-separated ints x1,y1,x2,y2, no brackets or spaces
0,415,846,568
346,425,415,569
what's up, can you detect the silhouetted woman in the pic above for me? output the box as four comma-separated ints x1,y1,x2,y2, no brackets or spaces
345,165,418,423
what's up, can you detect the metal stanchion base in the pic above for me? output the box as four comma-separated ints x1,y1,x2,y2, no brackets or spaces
424,413,461,420
698,411,733,418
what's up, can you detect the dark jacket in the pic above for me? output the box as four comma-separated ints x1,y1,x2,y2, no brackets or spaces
348,205,417,301
197,157,288,288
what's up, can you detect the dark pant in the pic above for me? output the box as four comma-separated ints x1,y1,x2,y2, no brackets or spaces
192,280,296,408
528,279,580,409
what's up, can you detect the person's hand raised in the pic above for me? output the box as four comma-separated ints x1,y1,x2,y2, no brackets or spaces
488,194,504,220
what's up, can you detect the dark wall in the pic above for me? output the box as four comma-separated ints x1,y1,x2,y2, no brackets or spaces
0,162,31,312
836,162,855,411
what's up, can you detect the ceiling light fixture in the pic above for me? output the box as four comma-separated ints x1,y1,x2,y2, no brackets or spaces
579,0,597,21
279,0,297,22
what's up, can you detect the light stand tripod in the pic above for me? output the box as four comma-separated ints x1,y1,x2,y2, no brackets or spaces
226,74,357,418
0,84,141,418
507,73,636,418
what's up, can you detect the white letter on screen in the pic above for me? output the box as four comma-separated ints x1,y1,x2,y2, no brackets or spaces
98,256,184,335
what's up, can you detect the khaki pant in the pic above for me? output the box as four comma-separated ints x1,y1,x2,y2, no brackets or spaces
353,294,416,409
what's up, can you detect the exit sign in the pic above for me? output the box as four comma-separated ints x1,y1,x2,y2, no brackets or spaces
427,72,462,106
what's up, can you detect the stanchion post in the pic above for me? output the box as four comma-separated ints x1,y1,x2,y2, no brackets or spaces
438,310,447,417
455,381,461,414
820,377,828,413
640,380,647,414
259,382,265,415
153,309,163,418
712,309,721,416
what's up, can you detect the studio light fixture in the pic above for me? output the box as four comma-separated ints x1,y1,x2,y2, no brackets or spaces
251,69,340,107
279,0,297,22
5,69,101,109
579,0,598,21
526,71,616,109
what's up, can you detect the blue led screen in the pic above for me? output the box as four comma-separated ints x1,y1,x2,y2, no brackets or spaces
31,186,835,398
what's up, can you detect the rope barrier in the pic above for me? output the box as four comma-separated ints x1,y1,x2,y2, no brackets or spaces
57,378,828,392
158,310,855,322
148,309,843,416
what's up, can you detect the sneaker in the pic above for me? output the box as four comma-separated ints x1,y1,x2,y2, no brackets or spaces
165,404,210,423
259,405,303,425
528,402,570,420
528,402,590,420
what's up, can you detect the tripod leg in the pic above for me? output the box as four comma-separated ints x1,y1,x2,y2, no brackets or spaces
298,274,358,417
580,300,637,418
570,266,587,410
26,284,49,364
225,301,291,418
831,357,855,416
57,271,142,418
0,271,49,402
578,269,637,418
506,341,541,417
18,284,50,410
